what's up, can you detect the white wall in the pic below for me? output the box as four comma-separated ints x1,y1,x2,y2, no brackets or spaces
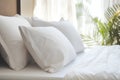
21,0,34,17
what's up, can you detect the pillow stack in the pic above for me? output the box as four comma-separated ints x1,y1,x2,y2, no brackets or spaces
28,17,84,53
0,15,84,73
19,26,76,72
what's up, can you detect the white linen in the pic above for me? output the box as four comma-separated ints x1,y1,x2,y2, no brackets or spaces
0,15,32,70
28,17,84,53
19,26,76,73
0,46,120,80
65,45,120,80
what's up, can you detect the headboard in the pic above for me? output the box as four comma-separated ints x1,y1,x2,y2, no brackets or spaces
0,0,20,16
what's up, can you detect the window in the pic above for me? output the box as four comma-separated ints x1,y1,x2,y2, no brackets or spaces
75,0,108,47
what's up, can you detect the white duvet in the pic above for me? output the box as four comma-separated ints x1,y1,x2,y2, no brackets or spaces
64,45,120,80
0,45,120,80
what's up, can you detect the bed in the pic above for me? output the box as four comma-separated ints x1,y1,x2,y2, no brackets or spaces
0,0,120,80
0,46,120,80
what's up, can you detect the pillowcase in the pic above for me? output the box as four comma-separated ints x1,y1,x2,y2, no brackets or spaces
28,17,84,53
0,15,32,70
19,26,76,73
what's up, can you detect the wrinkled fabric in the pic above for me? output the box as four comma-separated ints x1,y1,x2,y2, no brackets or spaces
0,46,120,80
64,45,120,80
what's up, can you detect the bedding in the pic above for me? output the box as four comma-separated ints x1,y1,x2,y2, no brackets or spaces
65,45,120,80
0,45,120,80
0,15,32,70
27,17,84,53
19,26,76,73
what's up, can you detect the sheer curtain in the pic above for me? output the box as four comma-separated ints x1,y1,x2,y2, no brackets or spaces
80,0,119,46
80,0,106,35
82,0,117,21
33,0,78,29
109,0,120,6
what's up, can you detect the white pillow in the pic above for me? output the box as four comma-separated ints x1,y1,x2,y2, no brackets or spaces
28,18,84,53
0,15,32,70
19,26,76,73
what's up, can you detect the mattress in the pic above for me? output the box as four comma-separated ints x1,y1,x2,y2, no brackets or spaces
0,45,120,80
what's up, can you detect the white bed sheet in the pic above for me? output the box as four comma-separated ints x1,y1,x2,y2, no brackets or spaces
0,45,120,80
65,45,120,80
